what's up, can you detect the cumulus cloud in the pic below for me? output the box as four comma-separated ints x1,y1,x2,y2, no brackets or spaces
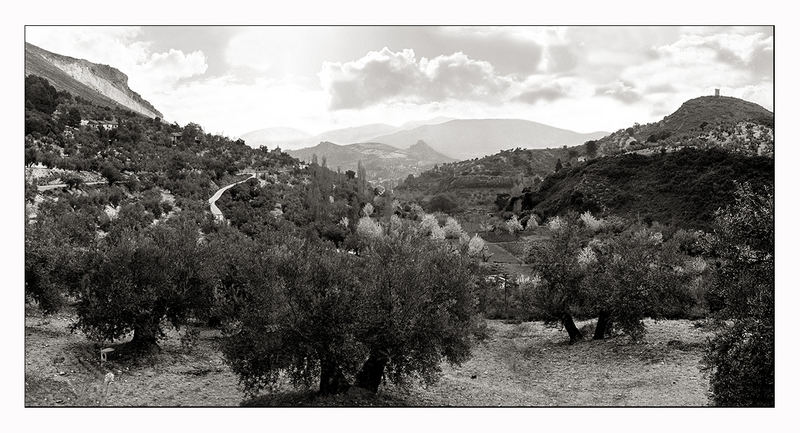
513,79,579,104
138,49,208,92
595,80,642,104
320,47,512,110
615,28,773,111
514,86,567,104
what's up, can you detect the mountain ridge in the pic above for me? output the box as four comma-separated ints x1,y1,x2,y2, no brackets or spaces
370,118,609,160
25,43,162,118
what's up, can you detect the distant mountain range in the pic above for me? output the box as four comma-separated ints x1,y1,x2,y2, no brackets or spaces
243,118,607,161
287,140,455,185
25,43,162,118
370,119,608,160
239,119,453,150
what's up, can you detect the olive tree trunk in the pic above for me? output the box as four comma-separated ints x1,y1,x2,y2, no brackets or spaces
319,358,349,395
593,311,613,340
355,352,388,393
130,323,159,350
561,313,583,344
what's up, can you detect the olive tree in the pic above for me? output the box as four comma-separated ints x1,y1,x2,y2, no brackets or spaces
524,213,588,343
353,225,481,392
221,222,483,396
583,227,695,340
221,239,367,395
25,202,95,314
73,219,217,349
702,183,773,406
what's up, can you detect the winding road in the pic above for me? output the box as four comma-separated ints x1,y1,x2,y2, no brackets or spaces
208,173,256,220
37,181,108,191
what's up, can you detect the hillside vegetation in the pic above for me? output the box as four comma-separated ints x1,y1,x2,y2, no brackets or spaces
288,140,454,187
596,96,773,157
397,146,569,210
518,148,773,230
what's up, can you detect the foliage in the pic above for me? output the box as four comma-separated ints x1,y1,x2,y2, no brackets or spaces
523,214,587,342
704,318,773,406
356,216,383,241
72,220,218,347
25,214,90,314
427,194,459,213
467,234,487,259
354,225,481,391
702,182,773,406
524,215,539,231
221,227,482,395
579,211,604,232
505,215,523,234
25,75,59,115
418,214,439,236
100,163,124,185
361,203,374,217
582,226,696,340
442,217,464,239
221,238,365,395
528,148,773,230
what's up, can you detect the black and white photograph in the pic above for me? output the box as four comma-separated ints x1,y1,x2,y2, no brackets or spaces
3,0,797,430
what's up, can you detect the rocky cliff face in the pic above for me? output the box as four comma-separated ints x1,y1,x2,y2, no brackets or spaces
25,43,162,118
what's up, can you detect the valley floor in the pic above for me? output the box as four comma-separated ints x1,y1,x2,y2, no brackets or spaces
25,306,711,407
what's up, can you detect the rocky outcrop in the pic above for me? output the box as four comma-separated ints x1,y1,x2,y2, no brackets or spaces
25,43,162,118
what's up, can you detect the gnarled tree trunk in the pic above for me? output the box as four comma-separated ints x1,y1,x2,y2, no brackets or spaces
319,358,349,395
130,324,159,350
355,352,388,393
561,313,583,344
593,311,613,340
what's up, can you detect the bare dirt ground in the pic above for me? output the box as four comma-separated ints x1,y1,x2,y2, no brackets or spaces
386,319,711,406
25,305,711,407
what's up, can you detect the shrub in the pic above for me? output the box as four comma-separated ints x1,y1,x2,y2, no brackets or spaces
62,175,84,190
361,203,374,217
100,164,124,185
427,194,458,213
467,235,486,259
388,214,403,235
25,220,87,314
704,318,773,406
429,224,446,240
356,216,383,240
506,215,523,234
442,217,464,239
579,210,604,232
408,203,425,220
546,215,564,231
419,214,439,236
525,215,539,231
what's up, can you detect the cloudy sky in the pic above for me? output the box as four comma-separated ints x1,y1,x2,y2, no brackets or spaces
25,26,773,137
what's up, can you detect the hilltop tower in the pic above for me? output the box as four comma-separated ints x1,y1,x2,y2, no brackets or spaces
715,88,720,97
